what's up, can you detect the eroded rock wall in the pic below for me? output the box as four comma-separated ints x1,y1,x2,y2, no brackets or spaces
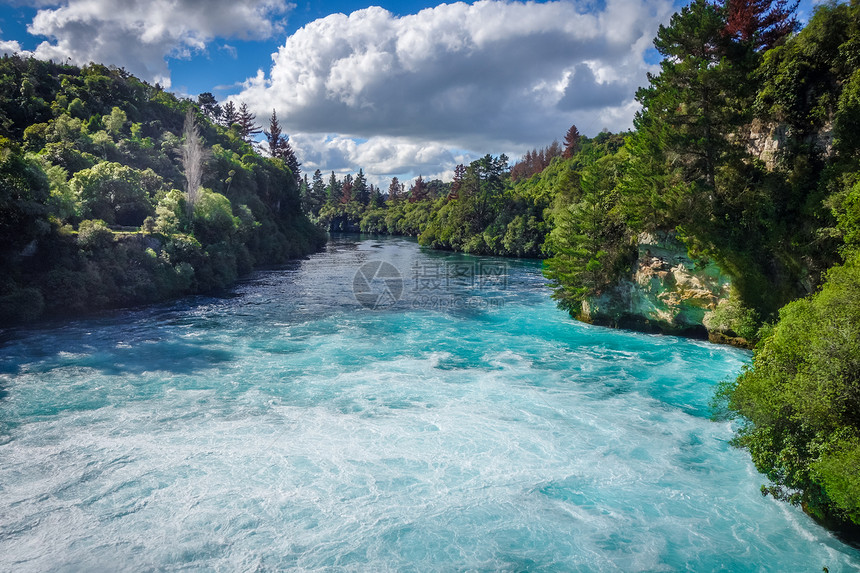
580,232,732,339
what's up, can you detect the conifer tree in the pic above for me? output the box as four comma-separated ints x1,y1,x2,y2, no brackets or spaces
221,101,238,127
264,109,301,184
197,92,221,122
408,176,428,203
563,125,581,158
310,169,326,215
340,174,353,204
237,102,262,142
326,171,340,205
449,164,466,199
352,169,369,205
265,108,283,157
369,184,383,208
724,0,798,51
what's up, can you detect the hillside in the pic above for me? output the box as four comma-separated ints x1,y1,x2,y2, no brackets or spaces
0,57,325,324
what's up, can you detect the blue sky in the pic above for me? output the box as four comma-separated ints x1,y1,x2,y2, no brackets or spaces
0,0,820,184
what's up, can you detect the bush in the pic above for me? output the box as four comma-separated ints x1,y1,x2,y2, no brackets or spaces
0,286,45,324
721,252,860,530
77,219,113,249
71,161,163,226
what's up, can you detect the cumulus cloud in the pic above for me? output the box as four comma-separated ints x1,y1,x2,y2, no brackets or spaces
236,0,672,181
290,133,467,185
25,0,292,86
0,38,31,56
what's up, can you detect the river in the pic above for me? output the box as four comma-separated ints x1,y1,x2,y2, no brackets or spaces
0,235,857,571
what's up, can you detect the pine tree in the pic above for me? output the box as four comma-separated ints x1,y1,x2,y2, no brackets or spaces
326,171,340,205
369,184,383,208
724,0,798,51
449,164,466,198
340,174,353,204
299,174,311,214
352,169,369,205
311,169,326,215
547,139,563,160
237,102,262,142
387,177,402,202
221,101,238,127
408,176,429,203
563,125,581,158
636,0,739,192
544,154,631,315
626,0,779,313
197,92,221,123
264,109,301,184
265,109,283,157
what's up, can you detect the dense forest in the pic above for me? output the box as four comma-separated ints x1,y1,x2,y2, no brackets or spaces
1,0,858,541
0,58,325,324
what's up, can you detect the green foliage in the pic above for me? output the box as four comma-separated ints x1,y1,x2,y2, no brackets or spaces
721,253,860,528
67,97,85,119
755,0,859,131
77,218,113,249
417,154,545,256
71,161,163,226
705,290,761,340
0,54,324,325
0,137,50,257
155,188,188,235
192,189,238,244
105,106,127,136
543,150,636,315
828,178,860,255
42,162,78,223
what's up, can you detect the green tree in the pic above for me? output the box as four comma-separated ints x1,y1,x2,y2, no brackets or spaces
221,101,238,127
264,109,300,184
192,188,238,245
105,106,127,137
197,92,221,122
720,253,860,530
0,138,50,259
77,218,113,249
352,169,369,205
326,171,340,205
237,102,261,142
369,184,383,208
544,152,634,315
309,169,326,216
71,162,162,226
67,97,86,118
154,189,188,235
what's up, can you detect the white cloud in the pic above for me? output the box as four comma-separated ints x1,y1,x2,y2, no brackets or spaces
290,133,467,187
236,0,672,181
0,38,32,56
25,0,293,86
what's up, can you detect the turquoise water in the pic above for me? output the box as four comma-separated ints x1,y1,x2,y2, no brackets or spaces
0,236,858,571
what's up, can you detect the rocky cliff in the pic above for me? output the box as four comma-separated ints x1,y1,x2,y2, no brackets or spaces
579,232,750,345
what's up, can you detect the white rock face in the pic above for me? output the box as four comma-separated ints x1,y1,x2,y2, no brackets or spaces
581,231,732,336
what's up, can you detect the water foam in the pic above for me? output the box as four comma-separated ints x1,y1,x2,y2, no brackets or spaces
0,236,857,571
